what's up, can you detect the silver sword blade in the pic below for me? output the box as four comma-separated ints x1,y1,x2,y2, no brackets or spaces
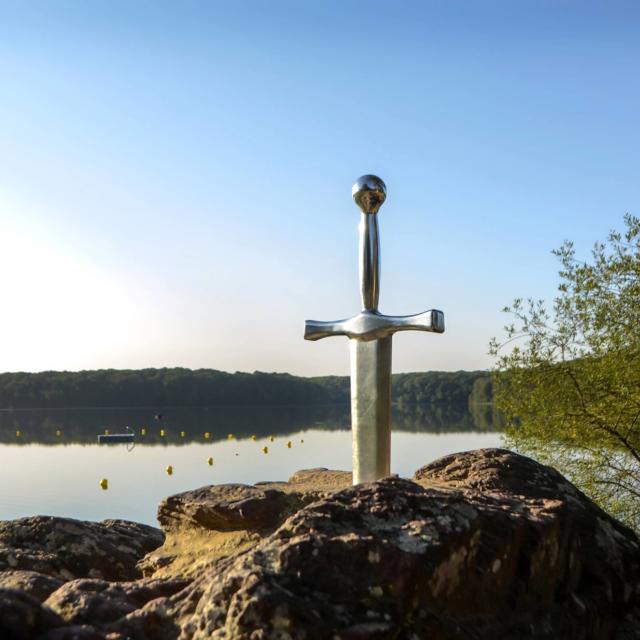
350,336,392,483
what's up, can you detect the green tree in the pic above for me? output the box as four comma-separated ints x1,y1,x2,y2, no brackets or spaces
490,214,640,529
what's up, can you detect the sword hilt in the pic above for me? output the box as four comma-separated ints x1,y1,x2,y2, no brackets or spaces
352,175,386,311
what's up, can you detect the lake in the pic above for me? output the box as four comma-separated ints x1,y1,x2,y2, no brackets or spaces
0,404,502,526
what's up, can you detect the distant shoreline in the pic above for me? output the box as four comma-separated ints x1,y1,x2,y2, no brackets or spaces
0,367,492,411
0,402,352,412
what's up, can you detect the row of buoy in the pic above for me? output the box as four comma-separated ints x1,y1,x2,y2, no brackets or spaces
15,430,62,437
13,428,304,445
149,431,273,441
100,455,212,489
13,428,292,441
15,428,241,438
98,436,306,490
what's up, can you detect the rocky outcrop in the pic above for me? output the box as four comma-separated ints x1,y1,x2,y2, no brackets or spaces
157,468,353,533
158,484,300,532
1,449,638,639
140,468,352,578
0,517,164,582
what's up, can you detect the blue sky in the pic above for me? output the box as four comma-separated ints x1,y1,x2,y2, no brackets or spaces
1,1,638,375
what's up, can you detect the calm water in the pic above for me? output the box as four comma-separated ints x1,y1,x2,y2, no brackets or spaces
0,405,501,526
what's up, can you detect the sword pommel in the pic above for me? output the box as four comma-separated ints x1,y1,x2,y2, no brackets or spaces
354,175,386,310
352,175,386,215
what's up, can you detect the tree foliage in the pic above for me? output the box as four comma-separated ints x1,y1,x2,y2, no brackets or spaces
0,367,490,412
490,214,640,529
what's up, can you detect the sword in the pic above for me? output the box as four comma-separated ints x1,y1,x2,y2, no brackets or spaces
304,175,445,484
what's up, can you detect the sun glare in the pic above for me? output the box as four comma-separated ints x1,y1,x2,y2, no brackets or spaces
0,208,144,371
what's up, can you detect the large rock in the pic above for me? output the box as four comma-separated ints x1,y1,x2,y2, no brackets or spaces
150,449,640,639
1,449,639,639
157,484,302,532
414,446,585,498
0,517,164,582
141,468,352,579
157,468,352,533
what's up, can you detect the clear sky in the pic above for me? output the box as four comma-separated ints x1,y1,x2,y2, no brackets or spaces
0,1,638,376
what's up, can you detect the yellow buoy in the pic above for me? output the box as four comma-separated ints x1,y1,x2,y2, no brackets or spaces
204,432,210,440
160,429,165,437
207,457,214,466
269,436,274,442
104,429,110,436
55,430,62,437
286,441,292,448
251,434,257,441
140,427,146,436
99,478,108,490
15,430,21,438
180,431,186,438
262,446,269,454
165,465,173,476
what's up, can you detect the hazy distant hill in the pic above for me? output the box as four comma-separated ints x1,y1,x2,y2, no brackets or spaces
0,368,491,410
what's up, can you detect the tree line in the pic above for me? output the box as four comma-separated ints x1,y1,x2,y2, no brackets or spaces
0,368,492,410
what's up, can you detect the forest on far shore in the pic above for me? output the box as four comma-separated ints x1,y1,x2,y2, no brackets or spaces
0,368,493,411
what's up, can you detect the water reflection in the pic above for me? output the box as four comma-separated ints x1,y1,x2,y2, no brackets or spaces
0,403,501,445
0,405,503,524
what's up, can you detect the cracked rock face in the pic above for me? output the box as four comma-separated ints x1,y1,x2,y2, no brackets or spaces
1,449,639,639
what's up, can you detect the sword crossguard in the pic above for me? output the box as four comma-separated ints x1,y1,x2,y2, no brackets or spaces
305,174,445,343
305,309,445,342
